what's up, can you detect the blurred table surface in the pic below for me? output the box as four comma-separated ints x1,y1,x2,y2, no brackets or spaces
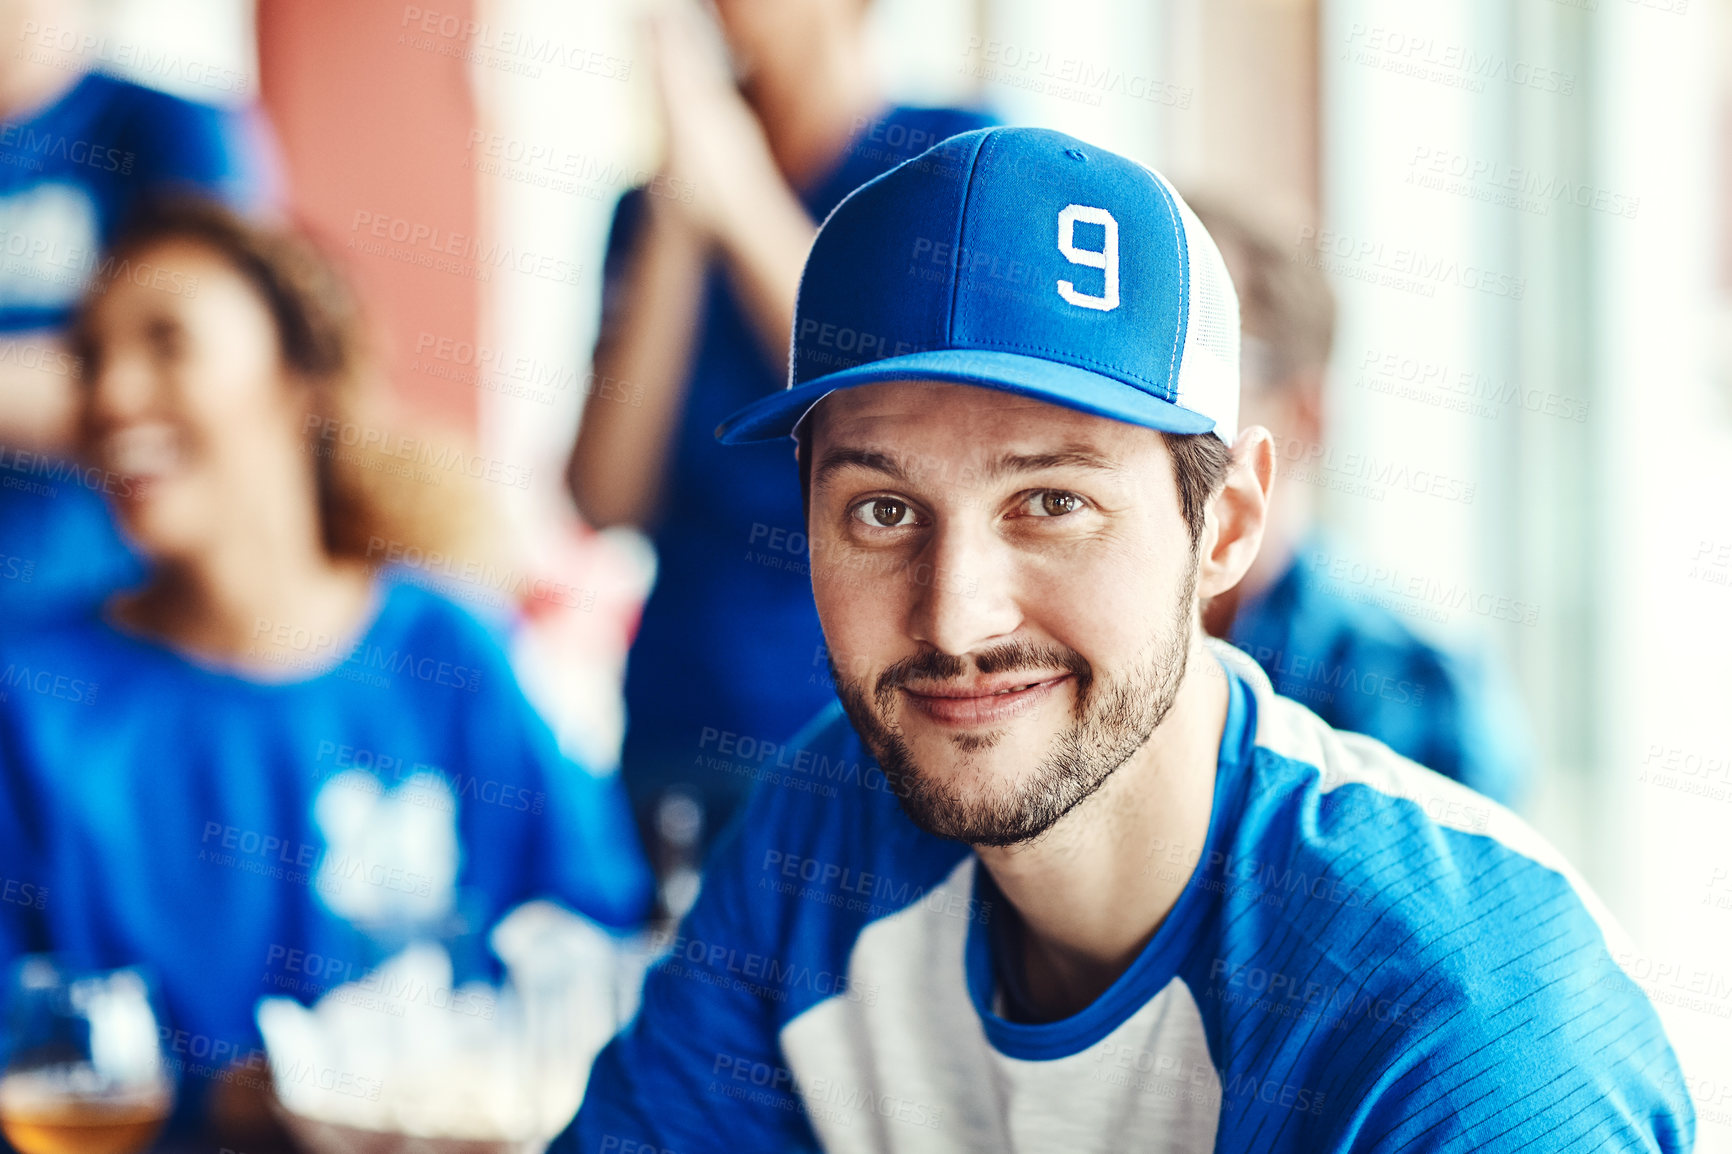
152,1136,297,1154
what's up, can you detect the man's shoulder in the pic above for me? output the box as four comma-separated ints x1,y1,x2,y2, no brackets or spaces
1218,650,1575,969
1237,661,1619,952
1211,656,1688,1138
1196,659,1694,1145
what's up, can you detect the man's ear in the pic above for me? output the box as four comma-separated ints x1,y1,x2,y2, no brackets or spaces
1197,426,1275,600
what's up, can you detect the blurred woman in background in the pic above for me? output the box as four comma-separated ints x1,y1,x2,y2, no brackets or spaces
0,0,276,636
0,201,651,1140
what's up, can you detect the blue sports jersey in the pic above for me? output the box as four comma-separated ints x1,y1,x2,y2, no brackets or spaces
0,579,652,1132
0,71,268,632
564,642,1691,1152
609,105,995,819
1229,537,1532,807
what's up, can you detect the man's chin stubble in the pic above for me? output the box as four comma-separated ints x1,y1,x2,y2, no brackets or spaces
950,727,1004,755
831,610,1193,846
838,675,1176,849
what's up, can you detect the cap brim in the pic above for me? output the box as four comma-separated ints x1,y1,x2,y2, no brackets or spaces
714,349,1218,444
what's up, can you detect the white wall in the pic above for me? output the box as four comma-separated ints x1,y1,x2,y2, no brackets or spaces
1591,0,1731,1141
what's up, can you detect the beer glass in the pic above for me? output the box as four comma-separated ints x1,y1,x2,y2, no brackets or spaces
0,958,175,1154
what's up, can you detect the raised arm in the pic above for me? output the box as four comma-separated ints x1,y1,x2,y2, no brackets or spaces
565,9,814,530
566,191,709,529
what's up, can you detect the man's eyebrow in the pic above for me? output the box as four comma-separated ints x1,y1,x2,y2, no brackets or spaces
812,444,1124,489
812,447,910,488
989,448,1123,478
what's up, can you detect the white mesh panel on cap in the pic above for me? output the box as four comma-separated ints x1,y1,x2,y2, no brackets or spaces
1155,173,1240,444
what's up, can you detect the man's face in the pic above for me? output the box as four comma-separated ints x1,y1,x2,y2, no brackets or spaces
806,381,1204,847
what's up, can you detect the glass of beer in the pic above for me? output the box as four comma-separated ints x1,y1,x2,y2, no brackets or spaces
0,958,175,1154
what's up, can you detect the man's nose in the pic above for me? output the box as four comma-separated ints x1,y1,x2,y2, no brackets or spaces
905,517,1021,657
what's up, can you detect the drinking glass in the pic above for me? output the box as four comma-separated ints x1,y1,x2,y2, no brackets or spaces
0,957,175,1154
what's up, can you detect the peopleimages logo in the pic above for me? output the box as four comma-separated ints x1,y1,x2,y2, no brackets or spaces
0,445,130,499
363,537,593,612
398,6,632,82
0,876,47,911
1306,550,1538,628
959,37,1192,109
304,415,534,490
1406,146,1640,220
15,21,250,95
314,740,545,815
1297,226,1525,300
411,330,642,409
0,662,97,704
464,130,693,204
760,850,991,925
709,1051,946,1132
198,820,437,901
696,726,902,800
0,124,132,172
654,930,877,1007
348,210,583,285
1207,959,1413,1027
1341,24,1575,96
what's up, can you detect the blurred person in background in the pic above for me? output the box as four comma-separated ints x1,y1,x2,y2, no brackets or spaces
565,0,994,896
0,0,271,634
0,202,651,1142
1191,198,1532,807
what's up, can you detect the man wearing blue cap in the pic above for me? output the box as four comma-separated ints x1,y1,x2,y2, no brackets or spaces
562,128,1691,1152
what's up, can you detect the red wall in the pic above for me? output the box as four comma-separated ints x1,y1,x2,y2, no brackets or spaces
257,0,480,425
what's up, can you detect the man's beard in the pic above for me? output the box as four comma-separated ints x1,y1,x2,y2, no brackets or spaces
832,564,1198,848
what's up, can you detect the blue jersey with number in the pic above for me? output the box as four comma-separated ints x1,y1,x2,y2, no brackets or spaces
0,578,651,1134
562,643,1691,1153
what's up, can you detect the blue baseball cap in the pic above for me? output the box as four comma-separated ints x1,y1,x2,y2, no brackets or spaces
715,126,1240,445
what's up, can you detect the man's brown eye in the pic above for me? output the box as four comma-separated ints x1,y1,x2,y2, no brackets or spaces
1039,491,1082,516
872,498,908,526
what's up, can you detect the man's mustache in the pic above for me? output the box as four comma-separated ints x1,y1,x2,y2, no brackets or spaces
871,641,1094,708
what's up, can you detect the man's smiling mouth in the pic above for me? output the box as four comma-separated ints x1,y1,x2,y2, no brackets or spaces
899,674,1073,725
